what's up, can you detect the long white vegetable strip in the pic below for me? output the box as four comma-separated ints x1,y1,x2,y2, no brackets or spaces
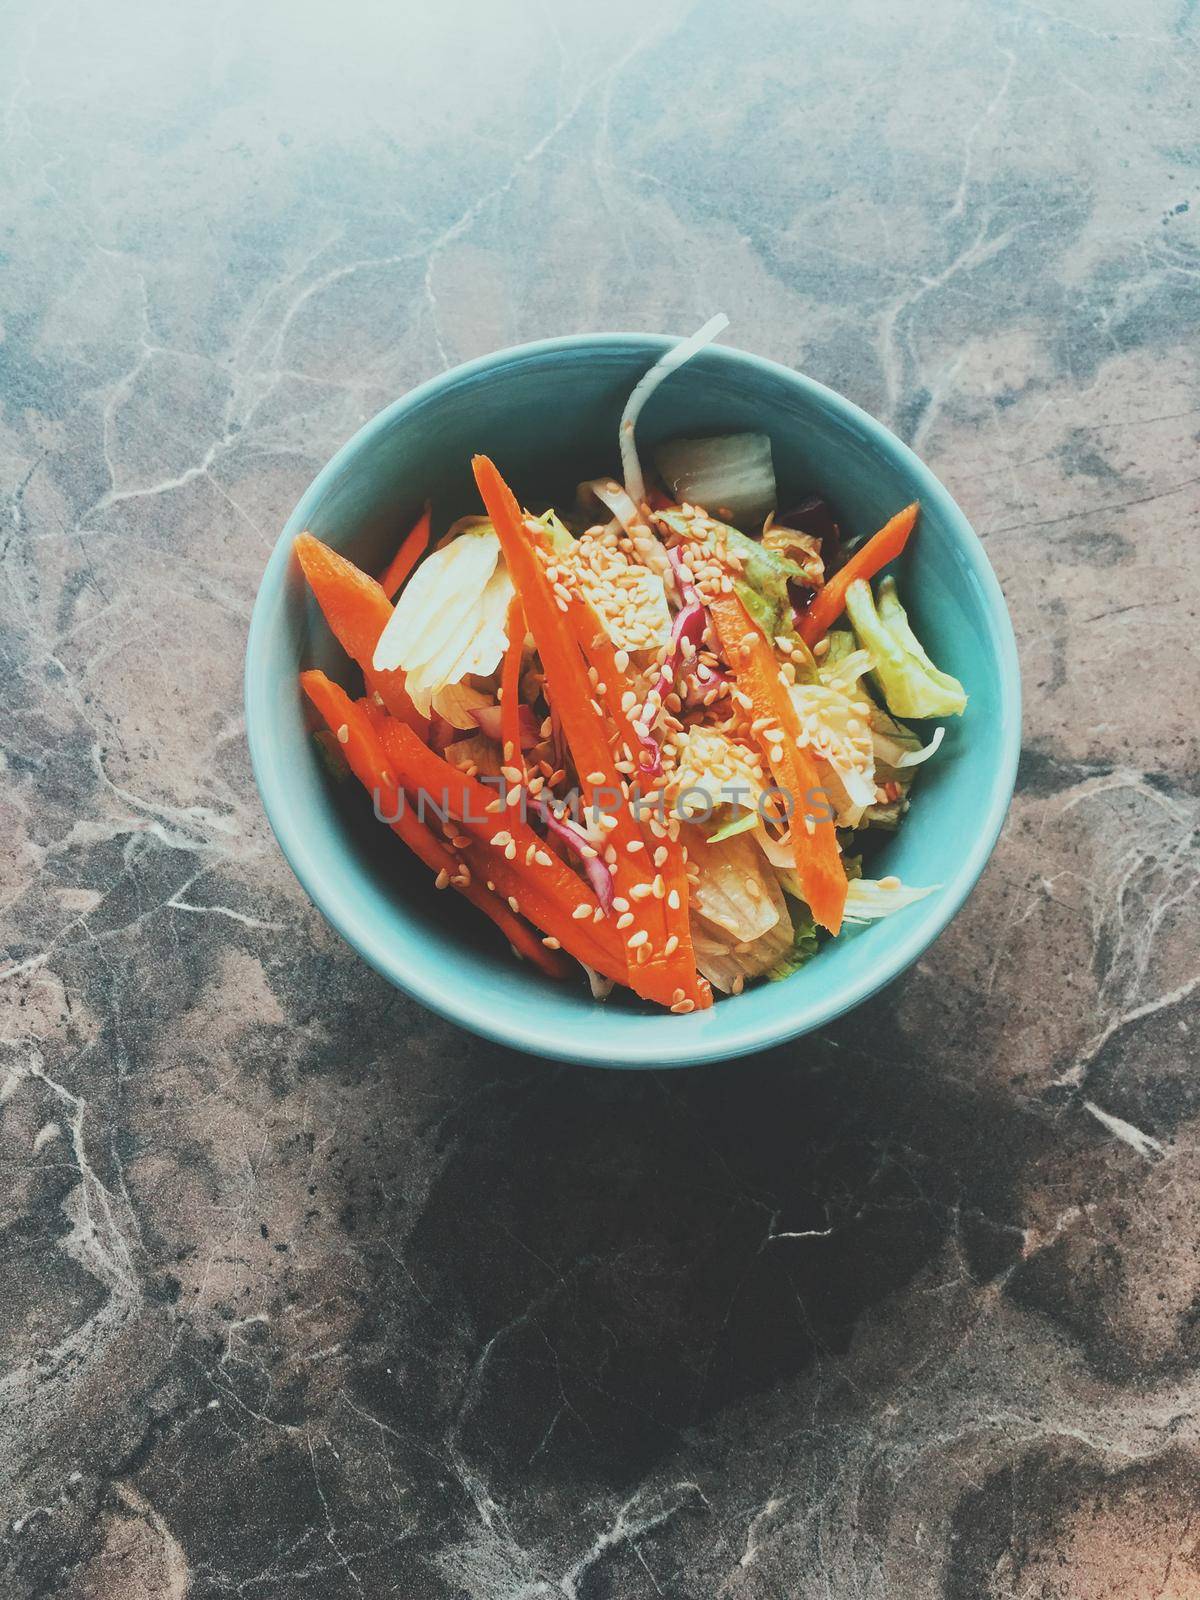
619,313,730,507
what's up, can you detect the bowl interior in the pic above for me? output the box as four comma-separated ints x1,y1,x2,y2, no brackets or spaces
246,338,1019,1067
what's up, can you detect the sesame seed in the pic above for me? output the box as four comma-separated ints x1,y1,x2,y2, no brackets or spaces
336,724,349,744
572,903,591,920
667,889,681,910
592,906,604,922
508,896,520,913
628,929,649,949
535,850,554,867
435,868,450,890
612,897,630,912
491,830,513,847
543,937,561,949
670,998,695,1014
616,911,635,929
626,839,645,853
587,770,607,784
504,841,517,860
500,764,522,784
653,846,668,867
630,883,653,900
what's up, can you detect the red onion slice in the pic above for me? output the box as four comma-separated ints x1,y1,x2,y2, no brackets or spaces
528,794,614,913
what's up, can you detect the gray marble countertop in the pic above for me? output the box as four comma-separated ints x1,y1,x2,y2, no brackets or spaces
3,1,1199,1595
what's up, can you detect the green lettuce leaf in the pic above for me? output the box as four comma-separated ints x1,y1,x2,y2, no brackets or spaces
706,807,760,844
658,507,806,643
536,508,576,551
727,525,803,642
845,577,967,719
765,902,820,981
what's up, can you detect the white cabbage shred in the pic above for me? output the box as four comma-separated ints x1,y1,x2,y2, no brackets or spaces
373,530,514,717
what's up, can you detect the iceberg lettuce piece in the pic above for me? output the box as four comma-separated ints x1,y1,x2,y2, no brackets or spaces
845,578,967,719
765,902,819,981
842,877,938,921
665,726,767,821
679,821,784,945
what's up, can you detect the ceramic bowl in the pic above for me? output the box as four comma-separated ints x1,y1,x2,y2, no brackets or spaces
245,335,1020,1067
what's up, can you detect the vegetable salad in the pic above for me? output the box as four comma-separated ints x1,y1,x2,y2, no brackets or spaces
295,319,966,1011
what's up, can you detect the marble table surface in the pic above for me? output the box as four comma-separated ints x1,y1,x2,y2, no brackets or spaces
2,0,1199,1594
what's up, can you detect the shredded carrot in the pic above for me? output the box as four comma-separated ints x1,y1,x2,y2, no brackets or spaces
796,502,918,647
378,502,431,600
710,594,847,935
294,533,426,732
499,593,526,781
299,671,566,978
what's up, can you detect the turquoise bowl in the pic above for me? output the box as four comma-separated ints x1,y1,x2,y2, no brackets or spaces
245,335,1020,1067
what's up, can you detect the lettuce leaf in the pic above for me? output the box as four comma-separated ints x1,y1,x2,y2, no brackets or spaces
843,877,938,921
765,902,819,980
706,808,760,844
728,528,803,642
665,726,768,821
680,821,784,944
656,506,809,653
535,508,575,552
845,577,967,719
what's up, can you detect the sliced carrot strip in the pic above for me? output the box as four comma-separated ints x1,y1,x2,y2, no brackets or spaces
472,459,624,812
472,456,709,1011
709,595,847,935
557,595,706,1000
368,710,629,982
499,594,526,778
796,502,918,647
294,533,426,733
299,671,566,979
378,503,431,601
532,552,707,1006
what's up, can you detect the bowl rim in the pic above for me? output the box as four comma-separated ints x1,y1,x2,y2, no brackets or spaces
245,332,1021,1067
